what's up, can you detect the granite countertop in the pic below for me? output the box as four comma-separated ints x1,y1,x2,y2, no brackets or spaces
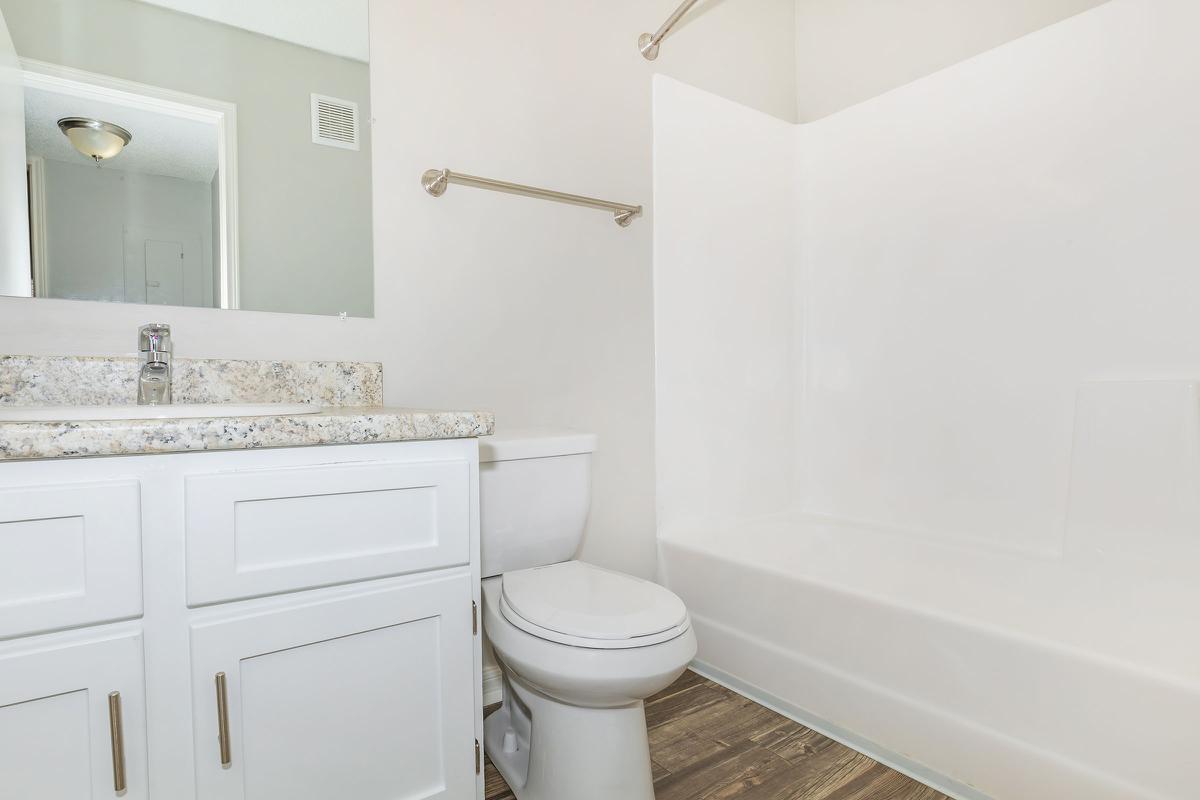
0,406,495,461
0,356,494,461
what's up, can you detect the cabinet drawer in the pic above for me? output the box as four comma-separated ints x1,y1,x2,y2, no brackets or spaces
0,481,143,639
185,459,471,605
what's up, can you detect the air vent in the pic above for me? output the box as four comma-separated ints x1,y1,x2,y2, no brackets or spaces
311,94,360,151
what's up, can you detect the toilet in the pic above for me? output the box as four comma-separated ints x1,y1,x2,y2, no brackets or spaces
480,430,697,800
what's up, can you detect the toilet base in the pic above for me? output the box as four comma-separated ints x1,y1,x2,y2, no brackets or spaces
484,667,656,800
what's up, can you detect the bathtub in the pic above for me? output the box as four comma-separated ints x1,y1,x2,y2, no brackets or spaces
659,510,1198,800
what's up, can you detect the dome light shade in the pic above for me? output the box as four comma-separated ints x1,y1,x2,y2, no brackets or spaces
57,117,133,162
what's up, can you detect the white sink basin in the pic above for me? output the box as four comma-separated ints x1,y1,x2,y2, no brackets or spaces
0,403,320,422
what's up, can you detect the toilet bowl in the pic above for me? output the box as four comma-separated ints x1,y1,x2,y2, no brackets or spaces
479,432,696,800
482,565,696,800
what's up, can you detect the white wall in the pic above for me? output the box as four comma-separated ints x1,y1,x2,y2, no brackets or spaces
133,0,370,62
0,0,798,581
353,0,796,579
653,75,797,534
0,7,29,297
794,0,1111,121
370,0,651,576
649,0,797,122
42,159,213,306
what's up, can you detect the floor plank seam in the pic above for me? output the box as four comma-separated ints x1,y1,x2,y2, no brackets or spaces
484,669,952,800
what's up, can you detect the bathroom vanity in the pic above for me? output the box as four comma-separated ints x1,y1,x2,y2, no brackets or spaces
0,356,493,800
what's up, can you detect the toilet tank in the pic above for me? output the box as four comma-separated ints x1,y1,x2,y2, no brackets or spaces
479,429,597,578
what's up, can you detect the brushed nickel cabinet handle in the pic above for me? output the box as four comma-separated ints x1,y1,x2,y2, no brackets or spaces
107,691,127,793
215,672,232,767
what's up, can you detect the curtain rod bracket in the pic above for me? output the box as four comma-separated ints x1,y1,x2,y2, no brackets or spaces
639,0,703,61
638,33,661,61
422,168,450,197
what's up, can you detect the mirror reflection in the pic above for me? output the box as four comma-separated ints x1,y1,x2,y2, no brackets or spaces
0,0,373,317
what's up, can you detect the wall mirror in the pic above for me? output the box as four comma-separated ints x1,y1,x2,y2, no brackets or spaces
0,0,373,318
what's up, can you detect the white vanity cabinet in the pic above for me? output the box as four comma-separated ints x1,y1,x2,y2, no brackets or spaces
0,440,484,800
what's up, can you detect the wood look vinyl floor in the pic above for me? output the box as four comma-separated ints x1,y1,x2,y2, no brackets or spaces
484,670,952,800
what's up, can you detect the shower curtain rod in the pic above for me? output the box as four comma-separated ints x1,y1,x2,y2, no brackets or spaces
421,169,643,227
639,0,703,60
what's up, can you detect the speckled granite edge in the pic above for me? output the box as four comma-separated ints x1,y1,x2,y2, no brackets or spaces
0,407,495,461
0,356,384,407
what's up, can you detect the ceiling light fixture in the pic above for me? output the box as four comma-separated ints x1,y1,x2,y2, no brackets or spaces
57,117,133,163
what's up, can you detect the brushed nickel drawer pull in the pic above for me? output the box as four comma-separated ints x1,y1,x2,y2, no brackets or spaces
215,672,232,767
107,691,127,793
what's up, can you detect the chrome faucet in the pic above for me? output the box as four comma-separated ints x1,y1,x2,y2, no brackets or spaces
137,323,173,405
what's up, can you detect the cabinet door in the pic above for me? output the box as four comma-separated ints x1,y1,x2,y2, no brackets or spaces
191,573,477,800
0,630,149,800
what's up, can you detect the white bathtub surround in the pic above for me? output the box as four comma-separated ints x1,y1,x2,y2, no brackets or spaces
652,74,798,534
0,355,383,407
655,0,1200,797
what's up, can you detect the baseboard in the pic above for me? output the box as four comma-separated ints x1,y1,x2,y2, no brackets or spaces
690,660,992,800
482,664,504,706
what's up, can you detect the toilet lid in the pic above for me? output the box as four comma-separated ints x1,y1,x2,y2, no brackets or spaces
500,561,690,650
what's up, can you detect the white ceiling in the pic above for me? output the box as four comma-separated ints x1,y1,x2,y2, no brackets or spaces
132,0,370,62
24,86,219,183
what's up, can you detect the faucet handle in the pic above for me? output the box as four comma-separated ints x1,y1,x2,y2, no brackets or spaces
139,323,172,354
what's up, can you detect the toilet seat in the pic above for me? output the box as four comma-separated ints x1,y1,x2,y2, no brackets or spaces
500,560,690,650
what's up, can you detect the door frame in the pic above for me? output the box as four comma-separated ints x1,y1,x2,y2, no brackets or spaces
25,155,47,296
123,226,207,308
20,58,241,309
